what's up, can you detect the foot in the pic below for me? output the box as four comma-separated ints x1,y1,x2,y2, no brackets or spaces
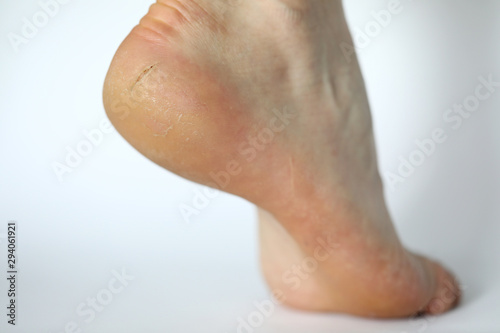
103,0,460,318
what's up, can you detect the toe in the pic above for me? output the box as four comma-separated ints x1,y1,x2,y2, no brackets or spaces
424,262,461,315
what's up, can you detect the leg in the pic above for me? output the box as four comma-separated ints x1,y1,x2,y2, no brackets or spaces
103,0,460,317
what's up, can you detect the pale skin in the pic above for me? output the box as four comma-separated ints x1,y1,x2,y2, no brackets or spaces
103,0,461,318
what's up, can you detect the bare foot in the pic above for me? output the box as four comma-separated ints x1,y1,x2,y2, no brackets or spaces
103,0,460,318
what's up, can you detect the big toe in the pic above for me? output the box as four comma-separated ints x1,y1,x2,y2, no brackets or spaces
424,261,461,315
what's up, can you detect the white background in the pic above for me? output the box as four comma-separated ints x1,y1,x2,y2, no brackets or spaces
1,0,499,332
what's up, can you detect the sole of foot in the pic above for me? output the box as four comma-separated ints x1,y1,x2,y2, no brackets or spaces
103,0,461,318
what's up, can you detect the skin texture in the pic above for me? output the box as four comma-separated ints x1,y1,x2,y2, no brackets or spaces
103,0,461,318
